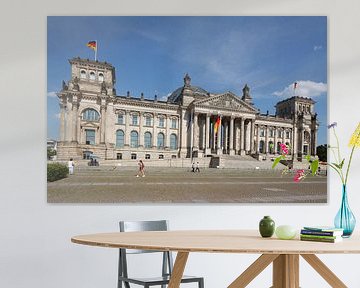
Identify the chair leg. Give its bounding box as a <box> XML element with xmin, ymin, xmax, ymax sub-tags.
<box><xmin>199</xmin><ymin>278</ymin><xmax>204</xmax><ymax>288</ymax></box>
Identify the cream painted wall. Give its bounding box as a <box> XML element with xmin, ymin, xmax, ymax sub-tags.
<box><xmin>1</xmin><ymin>1</ymin><xmax>360</xmax><ymax>287</ymax></box>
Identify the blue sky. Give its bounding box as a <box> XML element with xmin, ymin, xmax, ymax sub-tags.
<box><xmin>47</xmin><ymin>16</ymin><xmax>327</xmax><ymax>144</ymax></box>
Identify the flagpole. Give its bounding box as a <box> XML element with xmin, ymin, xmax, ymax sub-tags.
<box><xmin>95</xmin><ymin>40</ymin><xmax>98</xmax><ymax>61</ymax></box>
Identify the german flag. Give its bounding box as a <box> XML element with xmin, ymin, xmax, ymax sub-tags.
<box><xmin>87</xmin><ymin>41</ymin><xmax>97</xmax><ymax>50</ymax></box>
<box><xmin>214</xmin><ymin>116</ymin><xmax>221</xmax><ymax>134</ymax></box>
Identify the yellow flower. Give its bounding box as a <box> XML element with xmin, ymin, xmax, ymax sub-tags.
<box><xmin>349</xmin><ymin>122</ymin><xmax>360</xmax><ymax>147</ymax></box>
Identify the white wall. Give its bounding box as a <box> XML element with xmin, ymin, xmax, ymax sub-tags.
<box><xmin>1</xmin><ymin>1</ymin><xmax>360</xmax><ymax>287</ymax></box>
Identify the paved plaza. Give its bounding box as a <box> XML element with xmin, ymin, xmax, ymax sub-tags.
<box><xmin>47</xmin><ymin>167</ymin><xmax>327</xmax><ymax>203</ymax></box>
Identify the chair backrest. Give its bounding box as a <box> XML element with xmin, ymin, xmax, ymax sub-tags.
<box><xmin>118</xmin><ymin>220</ymin><xmax>174</xmax><ymax>283</ymax></box>
<box><xmin>119</xmin><ymin>220</ymin><xmax>169</xmax><ymax>254</ymax></box>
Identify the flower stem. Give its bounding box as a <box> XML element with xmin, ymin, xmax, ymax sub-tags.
<box><xmin>345</xmin><ymin>130</ymin><xmax>360</xmax><ymax>185</ymax></box>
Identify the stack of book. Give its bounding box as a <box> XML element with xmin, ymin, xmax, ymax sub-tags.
<box><xmin>300</xmin><ymin>226</ymin><xmax>344</xmax><ymax>243</ymax></box>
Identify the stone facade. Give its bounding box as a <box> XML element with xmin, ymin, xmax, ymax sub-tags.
<box><xmin>56</xmin><ymin>58</ymin><xmax>319</xmax><ymax>161</ymax></box>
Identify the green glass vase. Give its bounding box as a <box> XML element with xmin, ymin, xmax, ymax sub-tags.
<box><xmin>334</xmin><ymin>185</ymin><xmax>356</xmax><ymax>238</ymax></box>
<box><xmin>259</xmin><ymin>216</ymin><xmax>275</xmax><ymax>238</ymax></box>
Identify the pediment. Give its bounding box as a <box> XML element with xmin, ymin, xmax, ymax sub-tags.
<box><xmin>194</xmin><ymin>92</ymin><xmax>257</xmax><ymax>113</ymax></box>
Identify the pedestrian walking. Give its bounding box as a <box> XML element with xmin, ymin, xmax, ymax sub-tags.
<box><xmin>191</xmin><ymin>162</ymin><xmax>195</xmax><ymax>172</ymax></box>
<box><xmin>68</xmin><ymin>158</ymin><xmax>74</xmax><ymax>175</ymax></box>
<box><xmin>195</xmin><ymin>161</ymin><xmax>200</xmax><ymax>173</ymax></box>
<box><xmin>136</xmin><ymin>160</ymin><xmax>145</xmax><ymax>177</ymax></box>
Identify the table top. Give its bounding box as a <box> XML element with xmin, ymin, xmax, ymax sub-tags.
<box><xmin>71</xmin><ymin>230</ymin><xmax>360</xmax><ymax>254</ymax></box>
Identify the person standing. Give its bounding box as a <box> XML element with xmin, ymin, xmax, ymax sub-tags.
<box><xmin>136</xmin><ymin>160</ymin><xmax>145</xmax><ymax>177</ymax></box>
<box><xmin>68</xmin><ymin>158</ymin><xmax>74</xmax><ymax>175</ymax></box>
<box><xmin>195</xmin><ymin>161</ymin><xmax>200</xmax><ymax>173</ymax></box>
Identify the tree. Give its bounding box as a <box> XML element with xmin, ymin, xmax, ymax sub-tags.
<box><xmin>316</xmin><ymin>144</ymin><xmax>327</xmax><ymax>162</ymax></box>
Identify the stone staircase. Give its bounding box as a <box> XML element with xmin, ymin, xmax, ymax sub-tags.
<box><xmin>209</xmin><ymin>154</ymin><xmax>286</xmax><ymax>170</ymax></box>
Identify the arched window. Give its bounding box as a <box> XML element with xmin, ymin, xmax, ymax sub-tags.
<box><xmin>116</xmin><ymin>130</ymin><xmax>124</xmax><ymax>148</ymax></box>
<box><xmin>158</xmin><ymin>117</ymin><xmax>165</xmax><ymax>128</ymax></box>
<box><xmin>144</xmin><ymin>132</ymin><xmax>152</xmax><ymax>148</ymax></box>
<box><xmin>130</xmin><ymin>131</ymin><xmax>139</xmax><ymax>148</ymax></box>
<box><xmin>80</xmin><ymin>70</ymin><xmax>87</xmax><ymax>79</ymax></box>
<box><xmin>145</xmin><ymin>115</ymin><xmax>152</xmax><ymax>126</ymax></box>
<box><xmin>170</xmin><ymin>134</ymin><xmax>178</xmax><ymax>150</ymax></box>
<box><xmin>98</xmin><ymin>73</ymin><xmax>104</xmax><ymax>82</ymax></box>
<box><xmin>117</xmin><ymin>114</ymin><xmax>124</xmax><ymax>124</ymax></box>
<box><xmin>89</xmin><ymin>71</ymin><xmax>95</xmax><ymax>80</ymax></box>
<box><xmin>171</xmin><ymin>118</ymin><xmax>177</xmax><ymax>129</ymax></box>
<box><xmin>131</xmin><ymin>114</ymin><xmax>139</xmax><ymax>125</ymax></box>
<box><xmin>82</xmin><ymin>108</ymin><xmax>100</xmax><ymax>121</ymax></box>
<box><xmin>157</xmin><ymin>132</ymin><xmax>165</xmax><ymax>149</ymax></box>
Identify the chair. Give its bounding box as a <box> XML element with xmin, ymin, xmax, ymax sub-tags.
<box><xmin>118</xmin><ymin>220</ymin><xmax>204</xmax><ymax>288</ymax></box>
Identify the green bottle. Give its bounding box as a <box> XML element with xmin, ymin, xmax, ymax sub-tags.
<box><xmin>259</xmin><ymin>216</ymin><xmax>275</xmax><ymax>237</ymax></box>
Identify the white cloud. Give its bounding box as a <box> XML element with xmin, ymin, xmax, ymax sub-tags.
<box><xmin>273</xmin><ymin>80</ymin><xmax>327</xmax><ymax>98</ymax></box>
<box><xmin>47</xmin><ymin>91</ymin><xmax>57</xmax><ymax>98</ymax></box>
<box><xmin>313</xmin><ymin>45</ymin><xmax>323</xmax><ymax>51</ymax></box>
<box><xmin>159</xmin><ymin>93</ymin><xmax>171</xmax><ymax>101</ymax></box>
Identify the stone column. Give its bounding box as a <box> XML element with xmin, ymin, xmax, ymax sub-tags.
<box><xmin>240</xmin><ymin>117</ymin><xmax>245</xmax><ymax>155</ymax></box>
<box><xmin>224</xmin><ymin>120</ymin><xmax>228</xmax><ymax>153</ymax></box>
<box><xmin>153</xmin><ymin>113</ymin><xmax>158</xmax><ymax>148</ymax></box>
<box><xmin>250</xmin><ymin>119</ymin><xmax>255</xmax><ymax>154</ymax></box>
<box><xmin>265</xmin><ymin>126</ymin><xmax>269</xmax><ymax>154</ymax></box>
<box><xmin>293</xmin><ymin>126</ymin><xmax>298</xmax><ymax>160</ymax></box>
<box><xmin>216</xmin><ymin>115</ymin><xmax>222</xmax><ymax>155</ymax></box>
<box><xmin>212</xmin><ymin>117</ymin><xmax>216</xmax><ymax>150</ymax></box>
<box><xmin>65</xmin><ymin>101</ymin><xmax>73</xmax><ymax>142</ymax></box>
<box><xmin>202</xmin><ymin>116</ymin><xmax>206</xmax><ymax>150</ymax></box>
<box><xmin>245</xmin><ymin>121</ymin><xmax>251</xmax><ymax>153</ymax></box>
<box><xmin>313</xmin><ymin>129</ymin><xmax>318</xmax><ymax>156</ymax></box>
<box><xmin>229</xmin><ymin>117</ymin><xmax>235</xmax><ymax>155</ymax></box>
<box><xmin>72</xmin><ymin>102</ymin><xmax>79</xmax><ymax>143</ymax></box>
<box><xmin>165</xmin><ymin>115</ymin><xmax>170</xmax><ymax>149</ymax></box>
<box><xmin>59</xmin><ymin>102</ymin><xmax>66</xmax><ymax>142</ymax></box>
<box><xmin>125</xmin><ymin>110</ymin><xmax>130</xmax><ymax>147</ymax></box>
<box><xmin>193</xmin><ymin>112</ymin><xmax>199</xmax><ymax>150</ymax></box>
<box><xmin>179</xmin><ymin>110</ymin><xmax>187</xmax><ymax>158</ymax></box>
<box><xmin>100</xmin><ymin>105</ymin><xmax>106</xmax><ymax>144</ymax></box>
<box><xmin>274</xmin><ymin>127</ymin><xmax>278</xmax><ymax>154</ymax></box>
<box><xmin>256</xmin><ymin>125</ymin><xmax>260</xmax><ymax>153</ymax></box>
<box><xmin>205</xmin><ymin>114</ymin><xmax>210</xmax><ymax>154</ymax></box>
<box><xmin>139</xmin><ymin>112</ymin><xmax>144</xmax><ymax>148</ymax></box>
<box><xmin>282</xmin><ymin>129</ymin><xmax>286</xmax><ymax>144</ymax></box>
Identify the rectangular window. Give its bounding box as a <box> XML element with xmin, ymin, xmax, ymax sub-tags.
<box><xmin>117</xmin><ymin>153</ymin><xmax>122</xmax><ymax>160</ymax></box>
<box><xmin>145</xmin><ymin>116</ymin><xmax>152</xmax><ymax>126</ymax></box>
<box><xmin>159</xmin><ymin>117</ymin><xmax>165</xmax><ymax>128</ymax></box>
<box><xmin>85</xmin><ymin>129</ymin><xmax>95</xmax><ymax>145</ymax></box>
<box><xmin>286</xmin><ymin>131</ymin><xmax>291</xmax><ymax>139</ymax></box>
<box><xmin>131</xmin><ymin>153</ymin><xmax>137</xmax><ymax>160</ymax></box>
<box><xmin>132</xmin><ymin>115</ymin><xmax>138</xmax><ymax>125</ymax></box>
<box><xmin>171</xmin><ymin>118</ymin><xmax>177</xmax><ymax>129</ymax></box>
<box><xmin>118</xmin><ymin>114</ymin><xmax>124</xmax><ymax>124</ymax></box>
<box><xmin>260</xmin><ymin>129</ymin><xmax>265</xmax><ymax>137</ymax></box>
<box><xmin>278</xmin><ymin>130</ymin><xmax>282</xmax><ymax>138</ymax></box>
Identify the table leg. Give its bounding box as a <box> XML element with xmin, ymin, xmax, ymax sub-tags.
<box><xmin>228</xmin><ymin>254</ymin><xmax>280</xmax><ymax>288</ymax></box>
<box><xmin>272</xmin><ymin>254</ymin><xmax>299</xmax><ymax>288</ymax></box>
<box><xmin>301</xmin><ymin>254</ymin><xmax>347</xmax><ymax>288</ymax></box>
<box><xmin>168</xmin><ymin>251</ymin><xmax>189</xmax><ymax>288</ymax></box>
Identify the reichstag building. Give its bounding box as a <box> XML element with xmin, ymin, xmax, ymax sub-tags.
<box><xmin>56</xmin><ymin>58</ymin><xmax>319</xmax><ymax>161</ymax></box>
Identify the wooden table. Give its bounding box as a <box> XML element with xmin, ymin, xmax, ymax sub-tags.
<box><xmin>72</xmin><ymin>230</ymin><xmax>360</xmax><ymax>288</ymax></box>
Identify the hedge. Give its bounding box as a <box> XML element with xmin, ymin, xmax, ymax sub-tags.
<box><xmin>47</xmin><ymin>163</ymin><xmax>68</xmax><ymax>182</ymax></box>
